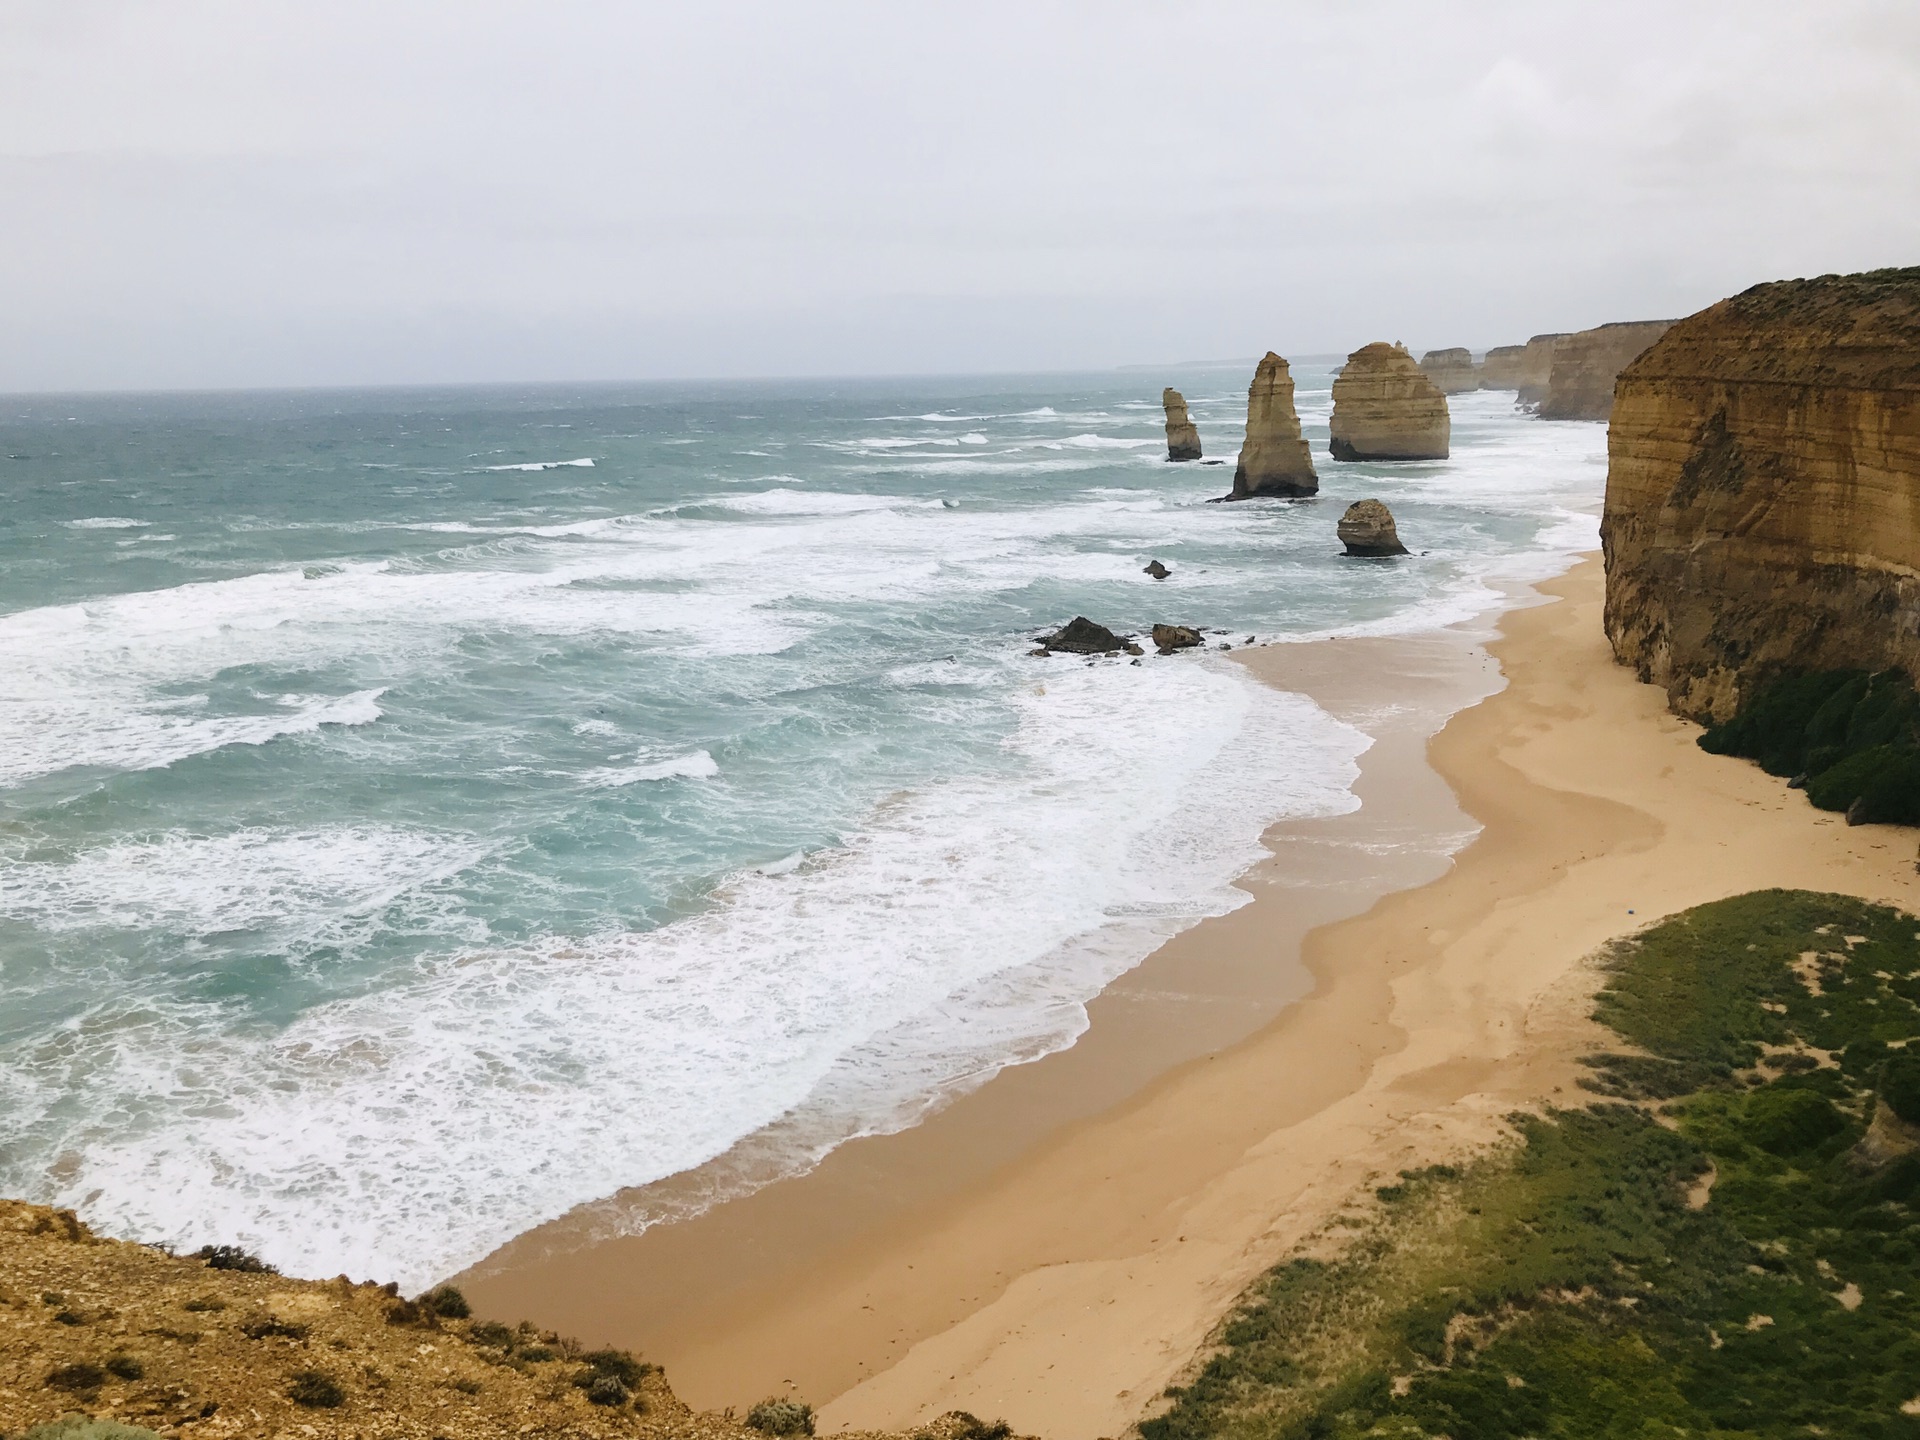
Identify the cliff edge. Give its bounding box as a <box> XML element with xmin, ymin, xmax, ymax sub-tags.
<box><xmin>1538</xmin><ymin>319</ymin><xmax>1678</xmax><ymax>421</ymax></box>
<box><xmin>1601</xmin><ymin>268</ymin><xmax>1920</xmax><ymax>722</ymax></box>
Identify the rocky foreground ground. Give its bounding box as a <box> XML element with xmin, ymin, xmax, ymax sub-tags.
<box><xmin>0</xmin><ymin>1202</ymin><xmax>1002</xmax><ymax>1440</ymax></box>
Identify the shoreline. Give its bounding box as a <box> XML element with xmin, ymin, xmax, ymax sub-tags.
<box><xmin>466</xmin><ymin>554</ymin><xmax>1920</xmax><ymax>1439</ymax></box>
<box><xmin>459</xmin><ymin>593</ymin><xmax>1517</xmax><ymax>1394</ymax></box>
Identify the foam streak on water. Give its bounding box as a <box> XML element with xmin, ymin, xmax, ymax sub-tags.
<box><xmin>0</xmin><ymin>374</ymin><xmax>1606</xmax><ymax>1287</ymax></box>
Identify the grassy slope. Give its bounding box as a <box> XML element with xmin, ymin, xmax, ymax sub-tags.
<box><xmin>1141</xmin><ymin>890</ymin><xmax>1920</xmax><ymax>1440</ymax></box>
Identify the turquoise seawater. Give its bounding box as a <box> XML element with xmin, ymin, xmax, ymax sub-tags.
<box><xmin>0</xmin><ymin>367</ymin><xmax>1605</xmax><ymax>1286</ymax></box>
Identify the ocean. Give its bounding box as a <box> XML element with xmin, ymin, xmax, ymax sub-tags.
<box><xmin>0</xmin><ymin>366</ymin><xmax>1605</xmax><ymax>1289</ymax></box>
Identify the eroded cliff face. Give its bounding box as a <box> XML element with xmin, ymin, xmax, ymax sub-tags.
<box><xmin>1602</xmin><ymin>268</ymin><xmax>1920</xmax><ymax>722</ymax></box>
<box><xmin>1329</xmin><ymin>343</ymin><xmax>1449</xmax><ymax>461</ymax></box>
<box><xmin>1229</xmin><ymin>352</ymin><xmax>1318</xmax><ymax>498</ymax></box>
<box><xmin>1418</xmin><ymin>347</ymin><xmax>1480</xmax><ymax>395</ymax></box>
<box><xmin>1162</xmin><ymin>387</ymin><xmax>1202</xmax><ymax>461</ymax></box>
<box><xmin>1538</xmin><ymin>320</ymin><xmax>1677</xmax><ymax>421</ymax></box>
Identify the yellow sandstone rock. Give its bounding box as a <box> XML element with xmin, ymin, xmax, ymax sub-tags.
<box><xmin>1538</xmin><ymin>319</ymin><xmax>1679</xmax><ymax>422</ymax></box>
<box><xmin>1329</xmin><ymin>343</ymin><xmax>1449</xmax><ymax>461</ymax></box>
<box><xmin>1228</xmin><ymin>352</ymin><xmax>1318</xmax><ymax>499</ymax></box>
<box><xmin>1601</xmin><ymin>268</ymin><xmax>1920</xmax><ymax>722</ymax></box>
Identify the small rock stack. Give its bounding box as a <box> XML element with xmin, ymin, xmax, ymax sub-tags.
<box><xmin>1337</xmin><ymin>499</ymin><xmax>1409</xmax><ymax>556</ymax></box>
<box><xmin>1162</xmin><ymin>388</ymin><xmax>1202</xmax><ymax>461</ymax></box>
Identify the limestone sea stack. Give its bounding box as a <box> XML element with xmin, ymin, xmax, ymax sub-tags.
<box><xmin>1602</xmin><ymin>267</ymin><xmax>1920</xmax><ymax>722</ymax></box>
<box><xmin>1418</xmin><ymin>347</ymin><xmax>1481</xmax><ymax>394</ymax></box>
<box><xmin>1337</xmin><ymin>499</ymin><xmax>1409</xmax><ymax>556</ymax></box>
<box><xmin>1328</xmin><ymin>342</ymin><xmax>1450</xmax><ymax>461</ymax></box>
<box><xmin>1162</xmin><ymin>388</ymin><xmax>1202</xmax><ymax>461</ymax></box>
<box><xmin>1228</xmin><ymin>352</ymin><xmax>1318</xmax><ymax>499</ymax></box>
<box><xmin>1538</xmin><ymin>319</ymin><xmax>1680</xmax><ymax>421</ymax></box>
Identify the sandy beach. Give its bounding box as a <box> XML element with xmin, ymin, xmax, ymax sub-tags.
<box><xmin>464</xmin><ymin>555</ymin><xmax>1920</xmax><ymax>1440</ymax></box>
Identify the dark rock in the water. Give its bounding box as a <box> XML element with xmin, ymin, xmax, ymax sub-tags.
<box><xmin>1152</xmin><ymin>624</ymin><xmax>1204</xmax><ymax>653</ymax></box>
<box><xmin>1144</xmin><ymin>560</ymin><xmax>1171</xmax><ymax>580</ymax></box>
<box><xmin>1337</xmin><ymin>498</ymin><xmax>1409</xmax><ymax>556</ymax></box>
<box><xmin>1228</xmin><ymin>352</ymin><xmax>1318</xmax><ymax>499</ymax></box>
<box><xmin>1162</xmin><ymin>388</ymin><xmax>1202</xmax><ymax>462</ymax></box>
<box><xmin>1039</xmin><ymin>616</ymin><xmax>1129</xmax><ymax>654</ymax></box>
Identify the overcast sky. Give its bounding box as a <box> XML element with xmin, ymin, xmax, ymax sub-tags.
<box><xmin>4</xmin><ymin>0</ymin><xmax>1917</xmax><ymax>391</ymax></box>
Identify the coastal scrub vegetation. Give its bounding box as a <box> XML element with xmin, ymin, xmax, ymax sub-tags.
<box><xmin>745</xmin><ymin>1398</ymin><xmax>817</xmax><ymax>1436</ymax></box>
<box><xmin>1699</xmin><ymin>667</ymin><xmax>1920</xmax><ymax>823</ymax></box>
<box><xmin>1142</xmin><ymin>889</ymin><xmax>1920</xmax><ymax>1440</ymax></box>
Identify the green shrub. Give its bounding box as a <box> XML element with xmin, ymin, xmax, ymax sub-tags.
<box><xmin>193</xmin><ymin>1244</ymin><xmax>276</xmax><ymax>1274</ymax></box>
<box><xmin>948</xmin><ymin>1414</ymin><xmax>1014</xmax><ymax>1440</ymax></box>
<box><xmin>746</xmin><ymin>1398</ymin><xmax>816</xmax><ymax>1436</ymax></box>
<box><xmin>103</xmin><ymin>1353</ymin><xmax>143</xmax><ymax>1381</ymax></box>
<box><xmin>1744</xmin><ymin>1086</ymin><xmax>1845</xmax><ymax>1154</ymax></box>
<box><xmin>1701</xmin><ymin>669</ymin><xmax>1920</xmax><ymax>821</ymax></box>
<box><xmin>287</xmin><ymin>1370</ymin><xmax>345</xmax><ymax>1409</ymax></box>
<box><xmin>1883</xmin><ymin>1052</ymin><xmax>1920</xmax><ymax>1125</ymax></box>
<box><xmin>585</xmin><ymin>1375</ymin><xmax>631</xmax><ymax>1407</ymax></box>
<box><xmin>21</xmin><ymin>1420</ymin><xmax>165</xmax><ymax>1440</ymax></box>
<box><xmin>467</xmin><ymin>1320</ymin><xmax>515</xmax><ymax>1348</ymax></box>
<box><xmin>417</xmin><ymin>1285</ymin><xmax>470</xmax><ymax>1319</ymax></box>
<box><xmin>43</xmin><ymin>1363</ymin><xmax>106</xmax><ymax>1393</ymax></box>
<box><xmin>578</xmin><ymin>1348</ymin><xmax>650</xmax><ymax>1388</ymax></box>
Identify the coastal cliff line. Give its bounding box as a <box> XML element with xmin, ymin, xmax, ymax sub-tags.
<box><xmin>1601</xmin><ymin>267</ymin><xmax>1920</xmax><ymax>724</ymax></box>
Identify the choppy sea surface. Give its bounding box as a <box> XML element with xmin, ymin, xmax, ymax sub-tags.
<box><xmin>0</xmin><ymin>366</ymin><xmax>1605</xmax><ymax>1288</ymax></box>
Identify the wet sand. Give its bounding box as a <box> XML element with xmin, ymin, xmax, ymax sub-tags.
<box><xmin>464</xmin><ymin>556</ymin><xmax>1920</xmax><ymax>1439</ymax></box>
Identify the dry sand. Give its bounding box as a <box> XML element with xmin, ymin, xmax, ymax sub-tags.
<box><xmin>468</xmin><ymin>556</ymin><xmax>1920</xmax><ymax>1440</ymax></box>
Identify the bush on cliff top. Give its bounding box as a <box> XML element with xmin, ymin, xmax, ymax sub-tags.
<box><xmin>1142</xmin><ymin>890</ymin><xmax>1920</xmax><ymax>1440</ymax></box>
<box><xmin>1700</xmin><ymin>667</ymin><xmax>1920</xmax><ymax>823</ymax></box>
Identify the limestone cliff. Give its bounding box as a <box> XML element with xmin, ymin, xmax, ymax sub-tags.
<box><xmin>1479</xmin><ymin>343</ymin><xmax>1530</xmax><ymax>390</ymax></box>
<box><xmin>1162</xmin><ymin>387</ymin><xmax>1202</xmax><ymax>461</ymax></box>
<box><xmin>1480</xmin><ymin>333</ymin><xmax>1568</xmax><ymax>404</ymax></box>
<box><xmin>1601</xmin><ymin>268</ymin><xmax>1920</xmax><ymax>722</ymax></box>
<box><xmin>1329</xmin><ymin>343</ymin><xmax>1449</xmax><ymax>461</ymax></box>
<box><xmin>1538</xmin><ymin>320</ymin><xmax>1678</xmax><ymax>421</ymax></box>
<box><xmin>1228</xmin><ymin>352</ymin><xmax>1318</xmax><ymax>499</ymax></box>
<box><xmin>1418</xmin><ymin>348</ymin><xmax>1480</xmax><ymax>395</ymax></box>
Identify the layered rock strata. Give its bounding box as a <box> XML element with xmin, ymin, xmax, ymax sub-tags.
<box><xmin>1418</xmin><ymin>347</ymin><xmax>1481</xmax><ymax>394</ymax></box>
<box><xmin>1162</xmin><ymin>388</ymin><xmax>1202</xmax><ymax>461</ymax></box>
<box><xmin>1601</xmin><ymin>268</ymin><xmax>1920</xmax><ymax>722</ymax></box>
<box><xmin>1228</xmin><ymin>352</ymin><xmax>1318</xmax><ymax>498</ymax></box>
<box><xmin>1480</xmin><ymin>333</ymin><xmax>1569</xmax><ymax>403</ymax></box>
<box><xmin>1337</xmin><ymin>499</ymin><xmax>1409</xmax><ymax>556</ymax></box>
<box><xmin>1538</xmin><ymin>319</ymin><xmax>1679</xmax><ymax>421</ymax></box>
<box><xmin>1329</xmin><ymin>343</ymin><xmax>1450</xmax><ymax>461</ymax></box>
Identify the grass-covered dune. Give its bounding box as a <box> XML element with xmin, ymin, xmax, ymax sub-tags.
<box><xmin>1144</xmin><ymin>890</ymin><xmax>1920</xmax><ymax>1440</ymax></box>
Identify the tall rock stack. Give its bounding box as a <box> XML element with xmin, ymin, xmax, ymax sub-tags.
<box><xmin>1162</xmin><ymin>387</ymin><xmax>1203</xmax><ymax>461</ymax></box>
<box><xmin>1419</xmin><ymin>347</ymin><xmax>1481</xmax><ymax>395</ymax></box>
<box><xmin>1228</xmin><ymin>352</ymin><xmax>1318</xmax><ymax>499</ymax></box>
<box><xmin>1602</xmin><ymin>268</ymin><xmax>1920</xmax><ymax>723</ymax></box>
<box><xmin>1329</xmin><ymin>342</ymin><xmax>1450</xmax><ymax>461</ymax></box>
<box><xmin>1538</xmin><ymin>319</ymin><xmax>1680</xmax><ymax>421</ymax></box>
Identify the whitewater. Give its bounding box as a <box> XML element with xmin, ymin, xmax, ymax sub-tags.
<box><xmin>0</xmin><ymin>369</ymin><xmax>1606</xmax><ymax>1288</ymax></box>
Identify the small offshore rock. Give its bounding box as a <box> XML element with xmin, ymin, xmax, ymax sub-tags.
<box><xmin>1337</xmin><ymin>498</ymin><xmax>1410</xmax><ymax>556</ymax></box>
<box><xmin>1162</xmin><ymin>388</ymin><xmax>1202</xmax><ymax>461</ymax></box>
<box><xmin>1039</xmin><ymin>616</ymin><xmax>1130</xmax><ymax>654</ymax></box>
<box><xmin>1152</xmin><ymin>624</ymin><xmax>1204</xmax><ymax>653</ymax></box>
<box><xmin>1144</xmin><ymin>560</ymin><xmax>1171</xmax><ymax>579</ymax></box>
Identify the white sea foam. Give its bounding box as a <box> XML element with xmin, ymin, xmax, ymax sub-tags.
<box><xmin>65</xmin><ymin>517</ymin><xmax>149</xmax><ymax>529</ymax></box>
<box><xmin>585</xmin><ymin>750</ymin><xmax>718</xmax><ymax>786</ymax></box>
<box><xmin>484</xmin><ymin>458</ymin><xmax>596</xmax><ymax>471</ymax></box>
<box><xmin>3</xmin><ymin>656</ymin><xmax>1365</xmax><ymax>1287</ymax></box>
<box><xmin>0</xmin><ymin>826</ymin><xmax>489</xmax><ymax>937</ymax></box>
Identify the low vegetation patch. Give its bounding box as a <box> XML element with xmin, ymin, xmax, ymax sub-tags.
<box><xmin>1144</xmin><ymin>890</ymin><xmax>1920</xmax><ymax>1440</ymax></box>
<box><xmin>745</xmin><ymin>1398</ymin><xmax>816</xmax><ymax>1436</ymax></box>
<box><xmin>1700</xmin><ymin>667</ymin><xmax>1920</xmax><ymax>823</ymax></box>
